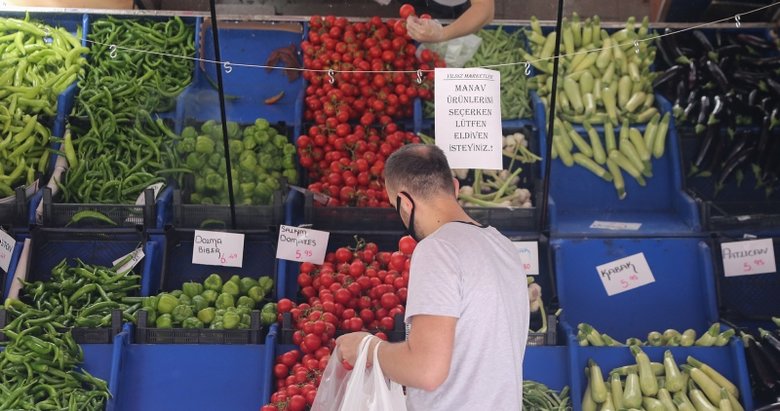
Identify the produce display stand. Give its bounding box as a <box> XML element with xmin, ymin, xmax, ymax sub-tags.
<box><xmin>538</xmin><ymin>94</ymin><xmax>701</xmax><ymax>236</ymax></box>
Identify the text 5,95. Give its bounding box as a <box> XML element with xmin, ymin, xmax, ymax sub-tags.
<box><xmin>295</xmin><ymin>249</ymin><xmax>313</xmax><ymax>259</ymax></box>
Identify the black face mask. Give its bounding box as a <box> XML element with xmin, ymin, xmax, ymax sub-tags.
<box><xmin>395</xmin><ymin>191</ymin><xmax>421</xmax><ymax>242</ymax></box>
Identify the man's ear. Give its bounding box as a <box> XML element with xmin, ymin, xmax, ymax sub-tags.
<box><xmin>453</xmin><ymin>178</ymin><xmax>460</xmax><ymax>197</ymax></box>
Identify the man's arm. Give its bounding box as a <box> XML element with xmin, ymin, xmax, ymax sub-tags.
<box><xmin>440</xmin><ymin>0</ymin><xmax>494</xmax><ymax>41</ymax></box>
<box><xmin>337</xmin><ymin>314</ymin><xmax>456</xmax><ymax>391</ymax></box>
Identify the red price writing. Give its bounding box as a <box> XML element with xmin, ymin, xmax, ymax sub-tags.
<box><xmin>620</xmin><ymin>274</ymin><xmax>641</xmax><ymax>289</ymax></box>
<box><xmin>295</xmin><ymin>249</ymin><xmax>313</xmax><ymax>259</ymax></box>
<box><xmin>523</xmin><ymin>263</ymin><xmax>531</xmax><ymax>271</ymax></box>
<box><xmin>743</xmin><ymin>259</ymin><xmax>766</xmax><ymax>272</ymax></box>
<box><xmin>218</xmin><ymin>253</ymin><xmax>240</xmax><ymax>264</ymax></box>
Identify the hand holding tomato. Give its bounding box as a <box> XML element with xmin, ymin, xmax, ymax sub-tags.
<box><xmin>406</xmin><ymin>16</ymin><xmax>444</xmax><ymax>43</ymax></box>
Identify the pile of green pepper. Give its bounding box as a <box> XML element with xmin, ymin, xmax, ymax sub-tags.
<box><xmin>0</xmin><ymin>15</ymin><xmax>88</xmax><ymax>196</ymax></box>
<box><xmin>7</xmin><ymin>258</ymin><xmax>143</xmax><ymax>328</ymax></box>
<box><xmin>61</xmin><ymin>16</ymin><xmax>195</xmax><ymax>204</ymax></box>
<box><xmin>0</xmin><ymin>302</ymin><xmax>110</xmax><ymax>410</ymax></box>
<box><xmin>142</xmin><ymin>273</ymin><xmax>277</xmax><ymax>330</ymax></box>
<box><xmin>179</xmin><ymin>118</ymin><xmax>297</xmax><ymax>205</ymax></box>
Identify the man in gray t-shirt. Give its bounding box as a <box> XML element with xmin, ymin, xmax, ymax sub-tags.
<box><xmin>337</xmin><ymin>144</ymin><xmax>529</xmax><ymax>410</ymax></box>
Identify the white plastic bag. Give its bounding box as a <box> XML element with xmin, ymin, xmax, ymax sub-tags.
<box><xmin>417</xmin><ymin>33</ymin><xmax>482</xmax><ymax>68</ymax></box>
<box><xmin>312</xmin><ymin>336</ymin><xmax>407</xmax><ymax>411</ymax></box>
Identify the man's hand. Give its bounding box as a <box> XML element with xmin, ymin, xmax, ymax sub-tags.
<box><xmin>406</xmin><ymin>16</ymin><xmax>445</xmax><ymax>43</ymax></box>
<box><xmin>335</xmin><ymin>332</ymin><xmax>380</xmax><ymax>368</ymax></box>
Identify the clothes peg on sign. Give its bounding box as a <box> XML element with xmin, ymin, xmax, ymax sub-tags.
<box><xmin>328</xmin><ymin>69</ymin><xmax>335</xmax><ymax>85</ymax></box>
<box><xmin>416</xmin><ymin>69</ymin><xmax>423</xmax><ymax>84</ymax></box>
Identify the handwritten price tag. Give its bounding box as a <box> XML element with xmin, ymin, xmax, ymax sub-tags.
<box><xmin>721</xmin><ymin>238</ymin><xmax>777</xmax><ymax>277</ymax></box>
<box><xmin>276</xmin><ymin>225</ymin><xmax>330</xmax><ymax>265</ymax></box>
<box><xmin>0</xmin><ymin>228</ymin><xmax>15</xmax><ymax>273</ymax></box>
<box><xmin>512</xmin><ymin>241</ymin><xmax>539</xmax><ymax>275</ymax></box>
<box><xmin>596</xmin><ymin>252</ymin><xmax>655</xmax><ymax>296</ymax></box>
<box><xmin>192</xmin><ymin>230</ymin><xmax>245</xmax><ymax>268</ymax></box>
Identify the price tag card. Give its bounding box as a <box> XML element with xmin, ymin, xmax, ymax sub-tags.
<box><xmin>0</xmin><ymin>229</ymin><xmax>16</xmax><ymax>273</ymax></box>
<box><xmin>512</xmin><ymin>241</ymin><xmax>539</xmax><ymax>275</ymax></box>
<box><xmin>276</xmin><ymin>225</ymin><xmax>330</xmax><ymax>265</ymax></box>
<box><xmin>192</xmin><ymin>230</ymin><xmax>245</xmax><ymax>268</ymax></box>
<box><xmin>596</xmin><ymin>252</ymin><xmax>655</xmax><ymax>296</ymax></box>
<box><xmin>112</xmin><ymin>247</ymin><xmax>145</xmax><ymax>274</ymax></box>
<box><xmin>590</xmin><ymin>220</ymin><xmax>642</xmax><ymax>231</ymax></box>
<box><xmin>721</xmin><ymin>238</ymin><xmax>777</xmax><ymax>277</ymax></box>
<box><xmin>434</xmin><ymin>67</ymin><xmax>503</xmax><ymax>170</ymax></box>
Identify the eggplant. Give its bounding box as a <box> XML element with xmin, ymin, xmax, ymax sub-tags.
<box><xmin>757</xmin><ymin>115</ymin><xmax>772</xmax><ymax>166</ymax></box>
<box><xmin>675</xmin><ymin>79</ymin><xmax>689</xmax><ymax>106</ymax></box>
<box><xmin>716</xmin><ymin>44</ymin><xmax>744</xmax><ymax>58</ymax></box>
<box><xmin>736</xmin><ymin>33</ymin><xmax>772</xmax><ymax>50</ymax></box>
<box><xmin>767</xmin><ymin>78</ymin><xmax>780</xmax><ymax>97</ymax></box>
<box><xmin>717</xmin><ymin>145</ymin><xmax>756</xmax><ymax>190</ymax></box>
<box><xmin>743</xmin><ymin>334</ymin><xmax>780</xmax><ymax>393</ymax></box>
<box><xmin>708</xmin><ymin>95</ymin><xmax>724</xmax><ymax>124</ymax></box>
<box><xmin>761</xmin><ymin>328</ymin><xmax>780</xmax><ymax>354</ymax></box>
<box><xmin>661</xmin><ymin>29</ymin><xmax>691</xmax><ymax>65</ymax></box>
<box><xmin>656</xmin><ymin>36</ymin><xmax>677</xmax><ymax>68</ymax></box>
<box><xmin>733</xmin><ymin>71</ymin><xmax>763</xmax><ymax>87</ymax></box>
<box><xmin>696</xmin><ymin>95</ymin><xmax>712</xmax><ymax>134</ymax></box>
<box><xmin>706</xmin><ymin>60</ymin><xmax>730</xmax><ymax>92</ymax></box>
<box><xmin>749</xmin><ymin>89</ymin><xmax>760</xmax><ymax>107</ymax></box>
<box><xmin>653</xmin><ymin>65</ymin><xmax>685</xmax><ymax>89</ymax></box>
<box><xmin>692</xmin><ymin>30</ymin><xmax>717</xmax><ymax>60</ymax></box>
<box><xmin>721</xmin><ymin>132</ymin><xmax>751</xmax><ymax>167</ymax></box>
<box><xmin>688</xmin><ymin>60</ymin><xmax>698</xmax><ymax>89</ymax></box>
<box><xmin>692</xmin><ymin>122</ymin><xmax>719</xmax><ymax>175</ymax></box>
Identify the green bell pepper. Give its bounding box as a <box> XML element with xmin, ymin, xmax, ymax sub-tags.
<box><xmin>172</xmin><ymin>304</ymin><xmax>194</xmax><ymax>323</ymax></box>
<box><xmin>204</xmin><ymin>274</ymin><xmax>223</xmax><ymax>292</ymax></box>
<box><xmin>237</xmin><ymin>296</ymin><xmax>255</xmax><ymax>309</ymax></box>
<box><xmin>258</xmin><ymin>277</ymin><xmax>274</xmax><ymax>294</ymax></box>
<box><xmin>197</xmin><ymin>307</ymin><xmax>216</xmax><ymax>325</ymax></box>
<box><xmin>205</xmin><ymin>172</ymin><xmax>223</xmax><ymax>191</ymax></box>
<box><xmin>178</xmin><ymin>294</ymin><xmax>192</xmax><ymax>307</ymax></box>
<box><xmin>239</xmin><ymin>277</ymin><xmax>258</xmax><ymax>294</ymax></box>
<box><xmin>182</xmin><ymin>281</ymin><xmax>204</xmax><ymax>298</ymax></box>
<box><xmin>143</xmin><ymin>296</ymin><xmax>159</xmax><ymax>312</ymax></box>
<box><xmin>241</xmin><ymin>313</ymin><xmax>251</xmax><ymax>326</ymax></box>
<box><xmin>223</xmin><ymin>311</ymin><xmax>240</xmax><ymax>330</ymax></box>
<box><xmin>182</xmin><ymin>126</ymin><xmax>198</xmax><ymax>140</ymax></box>
<box><xmin>201</xmin><ymin>289</ymin><xmax>218</xmax><ymax>304</ymax></box>
<box><xmin>210</xmin><ymin>321</ymin><xmax>224</xmax><ymax>330</ymax></box>
<box><xmin>248</xmin><ymin>286</ymin><xmax>266</xmax><ymax>303</ymax></box>
<box><xmin>170</xmin><ymin>290</ymin><xmax>183</xmax><ymax>298</ymax></box>
<box><xmin>191</xmin><ymin>295</ymin><xmax>208</xmax><ymax>312</ymax></box>
<box><xmin>155</xmin><ymin>314</ymin><xmax>173</xmax><ymax>329</ymax></box>
<box><xmin>215</xmin><ymin>309</ymin><xmax>226</xmax><ymax>317</ymax></box>
<box><xmin>157</xmin><ymin>293</ymin><xmax>178</xmax><ymax>314</ymax></box>
<box><xmin>182</xmin><ymin>317</ymin><xmax>204</xmax><ymax>329</ymax></box>
<box><xmin>222</xmin><ymin>280</ymin><xmax>240</xmax><ymax>297</ymax></box>
<box><xmin>195</xmin><ymin>135</ymin><xmax>215</xmax><ymax>154</ymax></box>
<box><xmin>261</xmin><ymin>303</ymin><xmax>277</xmax><ymax>325</ymax></box>
<box><xmin>179</xmin><ymin>136</ymin><xmax>196</xmax><ymax>154</ymax></box>
<box><xmin>215</xmin><ymin>293</ymin><xmax>235</xmax><ymax>310</ymax></box>
<box><xmin>142</xmin><ymin>307</ymin><xmax>157</xmax><ymax>325</ymax></box>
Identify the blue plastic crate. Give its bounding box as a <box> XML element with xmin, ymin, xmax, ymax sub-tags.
<box><xmin>0</xmin><ymin>232</ymin><xmax>24</xmax><ymax>302</ymax></box>
<box><xmin>175</xmin><ymin>20</ymin><xmax>304</xmax><ymax>128</ymax></box>
<box><xmin>714</xmin><ymin>236</ymin><xmax>780</xmax><ymax>322</ymax></box>
<box><xmin>538</xmin><ymin>92</ymin><xmax>701</xmax><ymax>236</ymax></box>
<box><xmin>144</xmin><ymin>228</ymin><xmax>278</xmax><ymax>298</ymax></box>
<box><xmin>524</xmin><ymin>346</ymin><xmax>572</xmax><ymax>393</ymax></box>
<box><xmin>569</xmin><ymin>341</ymin><xmax>754</xmax><ymax>411</ymax></box>
<box><xmin>113</xmin><ymin>328</ymin><xmax>275</xmax><ymax>411</ymax></box>
<box><xmin>3</xmin><ymin>227</ymin><xmax>157</xmax><ymax>299</ymax></box>
<box><xmin>553</xmin><ymin>237</ymin><xmax>719</xmax><ymax>341</ymax></box>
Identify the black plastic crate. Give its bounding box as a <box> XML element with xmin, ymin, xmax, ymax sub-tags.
<box><xmin>0</xmin><ymin>187</ymin><xmax>31</xmax><ymax>229</ymax></box>
<box><xmin>0</xmin><ymin>308</ymin><xmax>123</xmax><ymax>344</ymax></box>
<box><xmin>303</xmin><ymin>194</ymin><xmax>403</xmax><ymax>233</ymax></box>
<box><xmin>152</xmin><ymin>227</ymin><xmax>279</xmax><ymax>297</ymax></box>
<box><xmin>527</xmin><ymin>315</ymin><xmax>558</xmax><ymax>346</ymax></box>
<box><xmin>714</xmin><ymin>236</ymin><xmax>780</xmax><ymax>322</ymax></box>
<box><xmin>171</xmin><ymin>187</ymin><xmax>285</xmax><ymax>230</ymax></box>
<box><xmin>42</xmin><ymin>186</ymin><xmax>157</xmax><ymax>228</ymax></box>
<box><xmin>134</xmin><ymin>309</ymin><xmax>266</xmax><ymax>344</ymax></box>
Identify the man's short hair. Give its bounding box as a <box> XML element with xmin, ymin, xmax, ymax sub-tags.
<box><xmin>384</xmin><ymin>144</ymin><xmax>455</xmax><ymax>198</ymax></box>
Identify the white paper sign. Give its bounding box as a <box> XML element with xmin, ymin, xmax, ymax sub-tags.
<box><xmin>276</xmin><ymin>225</ymin><xmax>330</xmax><ymax>265</ymax></box>
<box><xmin>596</xmin><ymin>252</ymin><xmax>655</xmax><ymax>296</ymax></box>
<box><xmin>112</xmin><ymin>248</ymin><xmax>145</xmax><ymax>274</ymax></box>
<box><xmin>590</xmin><ymin>220</ymin><xmax>642</xmax><ymax>231</ymax></box>
<box><xmin>192</xmin><ymin>230</ymin><xmax>245</xmax><ymax>268</ymax></box>
<box><xmin>434</xmin><ymin>67</ymin><xmax>502</xmax><ymax>170</ymax></box>
<box><xmin>721</xmin><ymin>239</ymin><xmax>777</xmax><ymax>277</ymax></box>
<box><xmin>0</xmin><ymin>229</ymin><xmax>16</xmax><ymax>273</ymax></box>
<box><xmin>512</xmin><ymin>241</ymin><xmax>539</xmax><ymax>275</ymax></box>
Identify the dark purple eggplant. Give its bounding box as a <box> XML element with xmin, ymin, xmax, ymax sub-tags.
<box><xmin>706</xmin><ymin>60</ymin><xmax>730</xmax><ymax>93</ymax></box>
<box><xmin>717</xmin><ymin>146</ymin><xmax>756</xmax><ymax>190</ymax></box>
<box><xmin>692</xmin><ymin>30</ymin><xmax>717</xmax><ymax>60</ymax></box>
<box><xmin>684</xmin><ymin>99</ymin><xmax>700</xmax><ymax>122</ymax></box>
<box><xmin>688</xmin><ymin>60</ymin><xmax>698</xmax><ymax>89</ymax></box>
<box><xmin>761</xmin><ymin>328</ymin><xmax>780</xmax><ymax>354</ymax></box>
<box><xmin>757</xmin><ymin>115</ymin><xmax>772</xmax><ymax>165</ymax></box>
<box><xmin>733</xmin><ymin>71</ymin><xmax>763</xmax><ymax>87</ymax></box>
<box><xmin>717</xmin><ymin>44</ymin><xmax>745</xmax><ymax>58</ymax></box>
<box><xmin>675</xmin><ymin>80</ymin><xmax>689</xmax><ymax>106</ymax></box>
<box><xmin>696</xmin><ymin>95</ymin><xmax>712</xmax><ymax>134</ymax></box>
<box><xmin>692</xmin><ymin>122</ymin><xmax>720</xmax><ymax>175</ymax></box>
<box><xmin>749</xmin><ymin>89</ymin><xmax>760</xmax><ymax>107</ymax></box>
<box><xmin>708</xmin><ymin>95</ymin><xmax>724</xmax><ymax>125</ymax></box>
<box><xmin>756</xmin><ymin>336</ymin><xmax>780</xmax><ymax>382</ymax></box>
<box><xmin>722</xmin><ymin>132</ymin><xmax>751</xmax><ymax>167</ymax></box>
<box><xmin>743</xmin><ymin>333</ymin><xmax>780</xmax><ymax>392</ymax></box>
<box><xmin>736</xmin><ymin>33</ymin><xmax>772</xmax><ymax>50</ymax></box>
<box><xmin>662</xmin><ymin>29</ymin><xmax>691</xmax><ymax>65</ymax></box>
<box><xmin>767</xmin><ymin>78</ymin><xmax>780</xmax><ymax>97</ymax></box>
<box><xmin>653</xmin><ymin>65</ymin><xmax>685</xmax><ymax>89</ymax></box>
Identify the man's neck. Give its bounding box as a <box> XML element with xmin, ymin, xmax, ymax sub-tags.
<box><xmin>419</xmin><ymin>200</ymin><xmax>479</xmax><ymax>237</ymax></box>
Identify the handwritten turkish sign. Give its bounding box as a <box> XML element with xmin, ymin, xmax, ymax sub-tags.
<box><xmin>721</xmin><ymin>239</ymin><xmax>777</xmax><ymax>277</ymax></box>
<box><xmin>192</xmin><ymin>230</ymin><xmax>245</xmax><ymax>268</ymax></box>
<box><xmin>276</xmin><ymin>225</ymin><xmax>330</xmax><ymax>265</ymax></box>
<box><xmin>596</xmin><ymin>252</ymin><xmax>655</xmax><ymax>296</ymax></box>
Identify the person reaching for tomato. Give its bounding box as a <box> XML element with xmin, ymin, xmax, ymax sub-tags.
<box><xmin>398</xmin><ymin>0</ymin><xmax>494</xmax><ymax>43</ymax></box>
<box><xmin>336</xmin><ymin>144</ymin><xmax>530</xmax><ymax>410</ymax></box>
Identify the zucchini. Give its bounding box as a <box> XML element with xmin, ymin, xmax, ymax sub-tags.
<box><xmin>664</xmin><ymin>350</ymin><xmax>685</xmax><ymax>393</ymax></box>
<box><xmin>589</xmin><ymin>359</ymin><xmax>608</xmax><ymax>403</ymax></box>
<box><xmin>623</xmin><ymin>372</ymin><xmax>642</xmax><ymax>408</ymax></box>
<box><xmin>631</xmin><ymin>345</ymin><xmax>658</xmax><ymax>396</ymax></box>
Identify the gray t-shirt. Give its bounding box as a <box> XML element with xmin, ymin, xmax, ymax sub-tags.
<box><xmin>404</xmin><ymin>222</ymin><xmax>529</xmax><ymax>410</ymax></box>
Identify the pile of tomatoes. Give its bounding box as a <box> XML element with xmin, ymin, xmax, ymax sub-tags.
<box><xmin>296</xmin><ymin>13</ymin><xmax>444</xmax><ymax>208</ymax></box>
<box><xmin>261</xmin><ymin>236</ymin><xmax>416</xmax><ymax>411</ymax></box>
